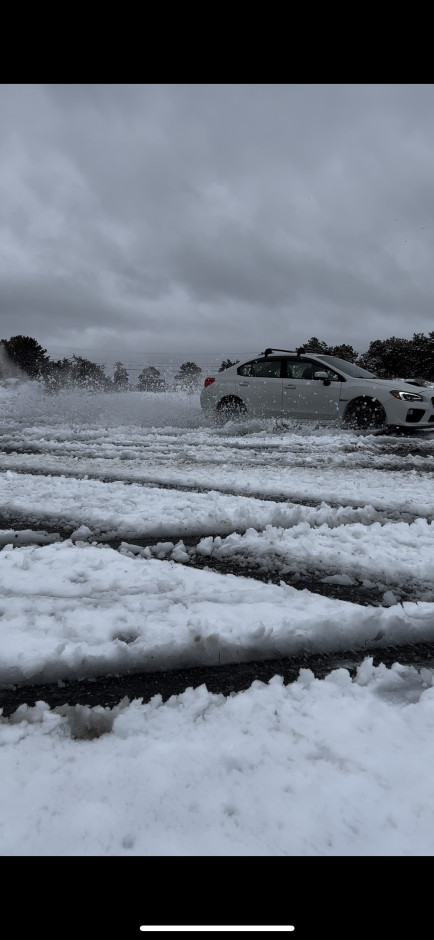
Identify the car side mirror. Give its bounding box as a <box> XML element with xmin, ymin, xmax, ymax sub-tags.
<box><xmin>314</xmin><ymin>371</ymin><xmax>331</xmax><ymax>386</ymax></box>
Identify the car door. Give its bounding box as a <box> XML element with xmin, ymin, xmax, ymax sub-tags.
<box><xmin>235</xmin><ymin>357</ymin><xmax>283</xmax><ymax>417</ymax></box>
<box><xmin>282</xmin><ymin>358</ymin><xmax>342</xmax><ymax>420</ymax></box>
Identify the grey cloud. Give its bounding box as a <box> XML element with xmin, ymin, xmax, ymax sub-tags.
<box><xmin>1</xmin><ymin>84</ymin><xmax>434</xmax><ymax>368</ymax></box>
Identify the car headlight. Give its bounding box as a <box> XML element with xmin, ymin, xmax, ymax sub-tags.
<box><xmin>390</xmin><ymin>390</ymin><xmax>424</xmax><ymax>401</ymax></box>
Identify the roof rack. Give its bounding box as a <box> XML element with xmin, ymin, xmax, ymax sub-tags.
<box><xmin>263</xmin><ymin>347</ymin><xmax>306</xmax><ymax>357</ymax></box>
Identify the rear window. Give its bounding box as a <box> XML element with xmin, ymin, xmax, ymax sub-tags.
<box><xmin>238</xmin><ymin>358</ymin><xmax>282</xmax><ymax>378</ymax></box>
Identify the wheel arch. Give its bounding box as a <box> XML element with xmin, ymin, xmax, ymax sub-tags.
<box><xmin>215</xmin><ymin>394</ymin><xmax>247</xmax><ymax>420</ymax></box>
<box><xmin>343</xmin><ymin>395</ymin><xmax>387</xmax><ymax>428</ymax></box>
<box><xmin>216</xmin><ymin>394</ymin><xmax>246</xmax><ymax>409</ymax></box>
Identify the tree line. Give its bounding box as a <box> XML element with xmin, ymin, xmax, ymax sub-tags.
<box><xmin>300</xmin><ymin>335</ymin><xmax>434</xmax><ymax>381</ymax></box>
<box><xmin>0</xmin><ymin>336</ymin><xmax>207</xmax><ymax>392</ymax></box>
<box><xmin>1</xmin><ymin>332</ymin><xmax>434</xmax><ymax>391</ymax></box>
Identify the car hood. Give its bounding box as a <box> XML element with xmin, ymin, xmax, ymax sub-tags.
<box><xmin>357</xmin><ymin>378</ymin><xmax>429</xmax><ymax>392</ymax></box>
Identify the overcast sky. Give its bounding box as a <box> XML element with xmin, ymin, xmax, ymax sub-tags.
<box><xmin>1</xmin><ymin>83</ymin><xmax>434</xmax><ymax>372</ymax></box>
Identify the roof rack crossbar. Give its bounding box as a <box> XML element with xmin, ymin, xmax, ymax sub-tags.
<box><xmin>264</xmin><ymin>347</ymin><xmax>306</xmax><ymax>357</ymax></box>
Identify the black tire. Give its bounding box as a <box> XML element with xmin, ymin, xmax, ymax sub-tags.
<box><xmin>344</xmin><ymin>397</ymin><xmax>387</xmax><ymax>430</ymax></box>
<box><xmin>216</xmin><ymin>396</ymin><xmax>247</xmax><ymax>423</ymax></box>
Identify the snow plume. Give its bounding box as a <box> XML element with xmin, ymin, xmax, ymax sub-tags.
<box><xmin>0</xmin><ymin>344</ymin><xmax>27</xmax><ymax>382</ymax></box>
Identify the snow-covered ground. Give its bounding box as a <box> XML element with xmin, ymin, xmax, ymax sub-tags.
<box><xmin>1</xmin><ymin>380</ymin><xmax>434</xmax><ymax>857</ymax></box>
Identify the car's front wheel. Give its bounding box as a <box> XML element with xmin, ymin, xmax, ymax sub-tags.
<box><xmin>344</xmin><ymin>397</ymin><xmax>387</xmax><ymax>430</ymax></box>
<box><xmin>216</xmin><ymin>396</ymin><xmax>247</xmax><ymax>423</ymax></box>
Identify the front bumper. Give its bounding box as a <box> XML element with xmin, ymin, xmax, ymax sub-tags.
<box><xmin>405</xmin><ymin>398</ymin><xmax>434</xmax><ymax>424</ymax></box>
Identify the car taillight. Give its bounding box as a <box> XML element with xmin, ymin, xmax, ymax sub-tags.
<box><xmin>204</xmin><ymin>377</ymin><xmax>215</xmax><ymax>387</ymax></box>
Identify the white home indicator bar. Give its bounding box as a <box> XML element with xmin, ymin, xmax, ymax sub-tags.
<box><xmin>140</xmin><ymin>929</ymin><xmax>295</xmax><ymax>933</ymax></box>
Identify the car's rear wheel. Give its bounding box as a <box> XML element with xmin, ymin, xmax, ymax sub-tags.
<box><xmin>344</xmin><ymin>397</ymin><xmax>387</xmax><ymax>430</ymax></box>
<box><xmin>216</xmin><ymin>396</ymin><xmax>247</xmax><ymax>423</ymax></box>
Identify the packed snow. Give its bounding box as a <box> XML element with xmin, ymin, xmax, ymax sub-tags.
<box><xmin>1</xmin><ymin>380</ymin><xmax>434</xmax><ymax>857</ymax></box>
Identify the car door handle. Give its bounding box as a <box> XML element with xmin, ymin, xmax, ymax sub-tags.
<box><xmin>284</xmin><ymin>384</ymin><xmax>296</xmax><ymax>389</ymax></box>
<box><xmin>239</xmin><ymin>382</ymin><xmax>249</xmax><ymax>386</ymax></box>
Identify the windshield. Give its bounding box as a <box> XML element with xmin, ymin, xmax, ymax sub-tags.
<box><xmin>314</xmin><ymin>355</ymin><xmax>377</xmax><ymax>379</ymax></box>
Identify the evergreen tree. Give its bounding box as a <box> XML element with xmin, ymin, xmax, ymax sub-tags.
<box><xmin>300</xmin><ymin>339</ymin><xmax>358</xmax><ymax>362</ymax></box>
<box><xmin>218</xmin><ymin>358</ymin><xmax>239</xmax><ymax>371</ymax></box>
<box><xmin>137</xmin><ymin>366</ymin><xmax>166</xmax><ymax>391</ymax></box>
<box><xmin>41</xmin><ymin>358</ymin><xmax>70</xmax><ymax>392</ymax></box>
<box><xmin>358</xmin><ymin>337</ymin><xmax>412</xmax><ymax>378</ymax></box>
<box><xmin>66</xmin><ymin>355</ymin><xmax>110</xmax><ymax>390</ymax></box>
<box><xmin>113</xmin><ymin>361</ymin><xmax>129</xmax><ymax>390</ymax></box>
<box><xmin>409</xmin><ymin>332</ymin><xmax>434</xmax><ymax>381</ymax></box>
<box><xmin>0</xmin><ymin>335</ymin><xmax>50</xmax><ymax>379</ymax></box>
<box><xmin>329</xmin><ymin>344</ymin><xmax>358</xmax><ymax>363</ymax></box>
<box><xmin>174</xmin><ymin>361</ymin><xmax>202</xmax><ymax>390</ymax></box>
<box><xmin>302</xmin><ymin>337</ymin><xmax>330</xmax><ymax>353</ymax></box>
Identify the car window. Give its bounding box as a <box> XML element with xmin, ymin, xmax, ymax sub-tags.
<box><xmin>283</xmin><ymin>358</ymin><xmax>316</xmax><ymax>379</ymax></box>
<box><xmin>283</xmin><ymin>359</ymin><xmax>342</xmax><ymax>381</ymax></box>
<box><xmin>238</xmin><ymin>359</ymin><xmax>282</xmax><ymax>378</ymax></box>
<box><xmin>315</xmin><ymin>355</ymin><xmax>375</xmax><ymax>378</ymax></box>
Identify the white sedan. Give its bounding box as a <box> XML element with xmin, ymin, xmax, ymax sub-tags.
<box><xmin>200</xmin><ymin>347</ymin><xmax>434</xmax><ymax>431</ymax></box>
